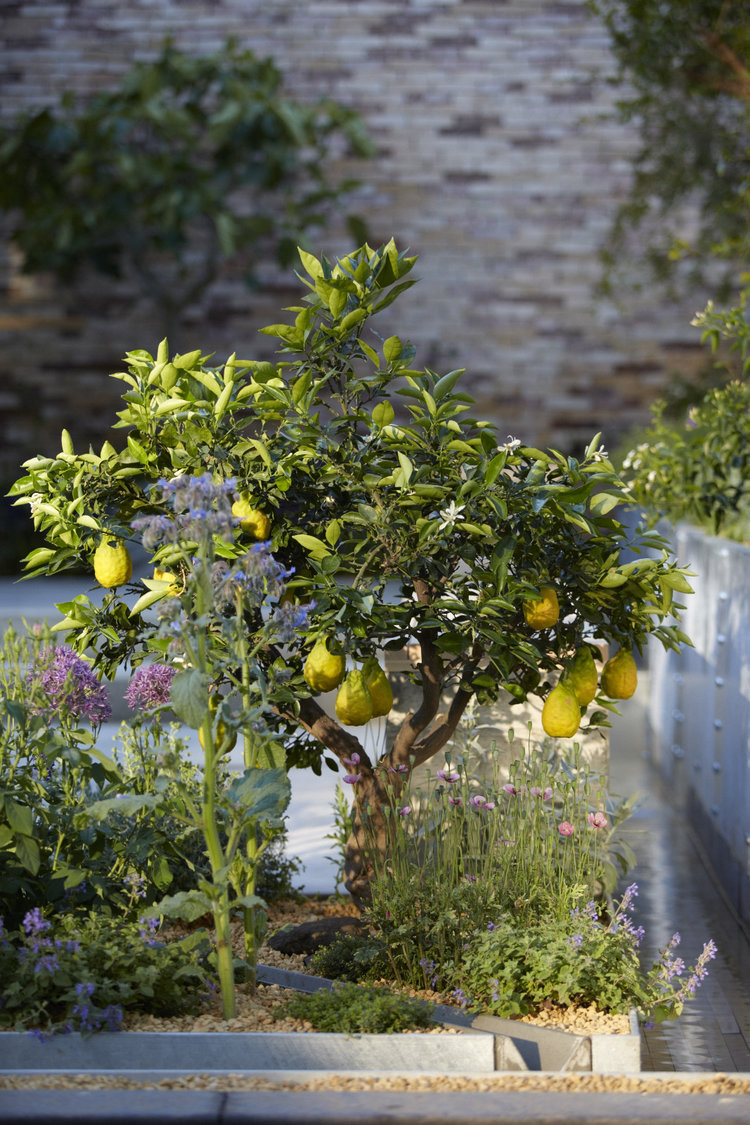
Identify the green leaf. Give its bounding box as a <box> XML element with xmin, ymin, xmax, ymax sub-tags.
<box><xmin>383</xmin><ymin>336</ymin><xmax>402</xmax><ymax>363</ymax></box>
<box><xmin>298</xmin><ymin>248</ymin><xmax>323</xmax><ymax>279</ymax></box>
<box><xmin>292</xmin><ymin>533</ymin><xmax>331</xmax><ymax>560</ymax></box>
<box><xmin>371</xmin><ymin>401</ymin><xmax>395</xmax><ymax>428</ymax></box>
<box><xmin>589</xmin><ymin>492</ymin><xmax>621</xmax><ymax>515</ymax></box>
<box><xmin>14</xmin><ymin>834</ymin><xmax>40</xmax><ymax>875</ymax></box>
<box><xmin>4</xmin><ymin>798</ymin><xmax>32</xmax><ymax>836</ymax></box>
<box><xmin>225</xmin><ymin>766</ymin><xmax>291</xmax><ymax>820</ymax></box>
<box><xmin>149</xmin><ymin>890</ymin><xmax>214</xmax><ymax>922</ymax></box>
<box><xmin>661</xmin><ymin>571</ymin><xmax>695</xmax><ymax>594</ymax></box>
<box><xmin>83</xmin><ymin>793</ymin><xmax>162</xmax><ymax>822</ymax></box>
<box><xmin>170</xmin><ymin>669</ymin><xmax>212</xmax><ymax>729</ymax></box>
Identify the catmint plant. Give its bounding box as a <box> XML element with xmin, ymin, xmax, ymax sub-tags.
<box><xmin>455</xmin><ymin>881</ymin><xmax>716</xmax><ymax>1026</ymax></box>
<box><xmin>0</xmin><ymin>907</ymin><xmax>212</xmax><ymax>1037</ymax></box>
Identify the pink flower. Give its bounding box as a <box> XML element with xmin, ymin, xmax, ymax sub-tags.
<box><xmin>437</xmin><ymin>769</ymin><xmax>460</xmax><ymax>784</ymax></box>
<box><xmin>448</xmin><ymin>794</ymin><xmax>463</xmax><ymax>806</ymax></box>
<box><xmin>342</xmin><ymin>773</ymin><xmax>361</xmax><ymax>785</ymax></box>
<box><xmin>503</xmin><ymin>783</ymin><xmax>517</xmax><ymax>796</ymax></box>
<box><xmin>587</xmin><ymin>811</ymin><xmax>608</xmax><ymax>829</ymax></box>
<box><xmin>399</xmin><ymin>806</ymin><xmax>411</xmax><ymax>817</ymax></box>
<box><xmin>388</xmin><ymin>763</ymin><xmax>408</xmax><ymax>774</ymax></box>
<box><xmin>343</xmin><ymin>753</ymin><xmax>360</xmax><ymax>768</ymax></box>
<box><xmin>530</xmin><ymin>786</ymin><xmax>553</xmax><ymax>800</ymax></box>
<box><xmin>558</xmin><ymin>821</ymin><xmax>575</xmax><ymax>837</ymax></box>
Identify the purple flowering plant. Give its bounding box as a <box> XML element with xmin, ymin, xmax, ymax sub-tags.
<box><xmin>83</xmin><ymin>473</ymin><xmax>312</xmax><ymax>1020</ymax></box>
<box><xmin>455</xmin><ymin>881</ymin><xmax>717</xmax><ymax>1025</ymax></box>
<box><xmin>0</xmin><ymin>907</ymin><xmax>212</xmax><ymax>1038</ymax></box>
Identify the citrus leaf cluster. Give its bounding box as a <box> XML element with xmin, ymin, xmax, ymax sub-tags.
<box><xmin>9</xmin><ymin>240</ymin><xmax>695</xmax><ymax>774</ymax></box>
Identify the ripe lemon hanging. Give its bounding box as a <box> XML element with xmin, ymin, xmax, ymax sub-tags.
<box><xmin>541</xmin><ymin>681</ymin><xmax>581</xmax><ymax>739</ymax></box>
<box><xmin>563</xmin><ymin>646</ymin><xmax>598</xmax><ymax>706</ymax></box>
<box><xmin>303</xmin><ymin>637</ymin><xmax>346</xmax><ymax>693</ymax></box>
<box><xmin>335</xmin><ymin>669</ymin><xmax>373</xmax><ymax>726</ymax></box>
<box><xmin>523</xmin><ymin>584</ymin><xmax>560</xmax><ymax>630</ymax></box>
<box><xmin>601</xmin><ymin>648</ymin><xmax>638</xmax><ymax>700</ymax></box>
<box><xmin>361</xmin><ymin>657</ymin><xmax>393</xmax><ymax>717</ymax></box>
<box><xmin>93</xmin><ymin>536</ymin><xmax>133</xmax><ymax>588</ymax></box>
<box><xmin>232</xmin><ymin>496</ymin><xmax>271</xmax><ymax>539</ymax></box>
<box><xmin>153</xmin><ymin>567</ymin><xmax>180</xmax><ymax>595</ymax></box>
<box><xmin>198</xmin><ymin>695</ymin><xmax>237</xmax><ymax>754</ymax></box>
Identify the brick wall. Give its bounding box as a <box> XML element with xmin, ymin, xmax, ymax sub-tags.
<box><xmin>0</xmin><ymin>0</ymin><xmax>712</xmax><ymax>495</ymax></box>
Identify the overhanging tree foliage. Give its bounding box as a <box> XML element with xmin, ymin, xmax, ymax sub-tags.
<box><xmin>588</xmin><ymin>0</ymin><xmax>750</xmax><ymax>294</ymax></box>
<box><xmin>0</xmin><ymin>40</ymin><xmax>372</xmax><ymax>340</ymax></box>
<box><xmin>10</xmin><ymin>241</ymin><xmax>694</xmax><ymax>901</ymax></box>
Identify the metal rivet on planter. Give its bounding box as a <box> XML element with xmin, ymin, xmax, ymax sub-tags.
<box><xmin>717</xmin><ymin>634</ymin><xmax>726</xmax><ymax>644</ymax></box>
<box><xmin>715</xmin><ymin>676</ymin><xmax>724</xmax><ymax>686</ymax></box>
<box><xmin>671</xmin><ymin>744</ymin><xmax>684</xmax><ymax>759</ymax></box>
<box><xmin>714</xmin><ymin>719</ymin><xmax>723</xmax><ymax>729</ymax></box>
<box><xmin>672</xmin><ymin>709</ymin><xmax>684</xmax><ymax>721</ymax></box>
<box><xmin>713</xmin><ymin>761</ymin><xmax>721</xmax><ymax>773</ymax></box>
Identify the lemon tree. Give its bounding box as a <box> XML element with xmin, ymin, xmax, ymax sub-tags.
<box><xmin>10</xmin><ymin>240</ymin><xmax>695</xmax><ymax>900</ymax></box>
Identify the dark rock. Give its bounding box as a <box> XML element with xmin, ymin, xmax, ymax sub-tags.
<box><xmin>266</xmin><ymin>915</ymin><xmax>367</xmax><ymax>955</ymax></box>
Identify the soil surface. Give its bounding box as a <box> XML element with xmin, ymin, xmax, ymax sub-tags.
<box><xmin>120</xmin><ymin>896</ymin><xmax>631</xmax><ymax>1037</ymax></box>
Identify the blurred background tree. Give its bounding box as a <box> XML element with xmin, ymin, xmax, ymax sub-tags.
<box><xmin>589</xmin><ymin>0</ymin><xmax>750</xmax><ymax>298</ymax></box>
<box><xmin>0</xmin><ymin>39</ymin><xmax>373</xmax><ymax>343</ymax></box>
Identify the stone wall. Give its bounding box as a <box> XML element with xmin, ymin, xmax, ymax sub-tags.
<box><xmin>0</xmin><ymin>0</ymin><xmax>712</xmax><ymax>498</ymax></box>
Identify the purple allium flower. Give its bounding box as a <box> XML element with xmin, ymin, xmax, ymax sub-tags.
<box><xmin>558</xmin><ymin>821</ymin><xmax>575</xmax><ymax>837</ymax></box>
<box><xmin>28</xmin><ymin>646</ymin><xmax>111</xmax><ymax>725</ymax></box>
<box><xmin>125</xmin><ymin>663</ymin><xmax>176</xmax><ymax>711</ymax></box>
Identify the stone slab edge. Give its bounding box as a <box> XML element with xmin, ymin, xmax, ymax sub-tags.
<box><xmin>1</xmin><ymin>1084</ymin><xmax>750</xmax><ymax>1125</ymax></box>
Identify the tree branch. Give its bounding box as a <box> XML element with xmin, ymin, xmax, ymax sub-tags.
<box><xmin>275</xmin><ymin>695</ymin><xmax>373</xmax><ymax>770</ymax></box>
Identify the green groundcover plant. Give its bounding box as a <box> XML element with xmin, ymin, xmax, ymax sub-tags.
<box><xmin>9</xmin><ymin>239</ymin><xmax>695</xmax><ymax>905</ymax></box>
<box><xmin>277</xmin><ymin>981</ymin><xmax>434</xmax><ymax>1034</ymax></box>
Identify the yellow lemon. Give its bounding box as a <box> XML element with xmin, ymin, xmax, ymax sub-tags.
<box><xmin>198</xmin><ymin>695</ymin><xmax>237</xmax><ymax>754</ymax></box>
<box><xmin>562</xmin><ymin>646</ymin><xmax>598</xmax><ymax>706</ymax></box>
<box><xmin>199</xmin><ymin>718</ymin><xmax>236</xmax><ymax>754</ymax></box>
<box><xmin>335</xmin><ymin>669</ymin><xmax>373</xmax><ymax>726</ymax></box>
<box><xmin>93</xmin><ymin>536</ymin><xmax>133</xmax><ymax>588</ymax></box>
<box><xmin>541</xmin><ymin>682</ymin><xmax>581</xmax><ymax>738</ymax></box>
<box><xmin>303</xmin><ymin>637</ymin><xmax>346</xmax><ymax>693</ymax></box>
<box><xmin>600</xmin><ymin>649</ymin><xmax>638</xmax><ymax>700</ymax></box>
<box><xmin>361</xmin><ymin>657</ymin><xmax>393</xmax><ymax>718</ymax></box>
<box><xmin>232</xmin><ymin>496</ymin><xmax>271</xmax><ymax>539</ymax></box>
<box><xmin>523</xmin><ymin>584</ymin><xmax>560</xmax><ymax>630</ymax></box>
<box><xmin>153</xmin><ymin>567</ymin><xmax>180</xmax><ymax>596</ymax></box>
